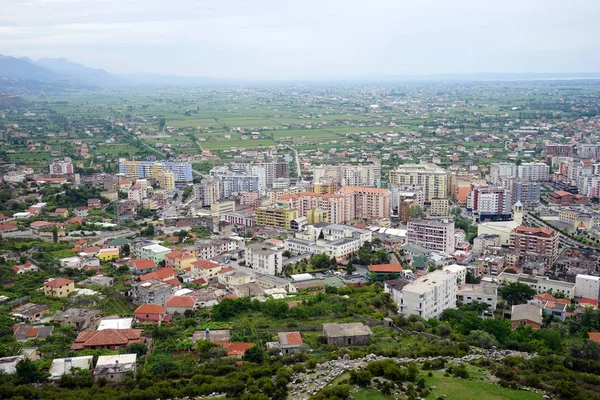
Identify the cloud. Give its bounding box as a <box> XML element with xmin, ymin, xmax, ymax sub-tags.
<box><xmin>0</xmin><ymin>0</ymin><xmax>598</xmax><ymax>78</ymax></box>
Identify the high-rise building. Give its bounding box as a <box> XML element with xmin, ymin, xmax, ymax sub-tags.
<box><xmin>210</xmin><ymin>166</ymin><xmax>261</xmax><ymax>198</ymax></box>
<box><xmin>517</xmin><ymin>162</ymin><xmax>550</xmax><ymax>182</ymax></box>
<box><xmin>467</xmin><ymin>185</ymin><xmax>512</xmax><ymax>221</ymax></box>
<box><xmin>489</xmin><ymin>162</ymin><xmax>517</xmax><ymax>184</ymax></box>
<box><xmin>312</xmin><ymin>164</ymin><xmax>381</xmax><ymax>187</ymax></box>
<box><xmin>544</xmin><ymin>144</ymin><xmax>573</xmax><ymax>158</ymax></box>
<box><xmin>196</xmin><ymin>177</ymin><xmax>221</xmax><ymax>206</ymax></box>
<box><xmin>510</xmin><ymin>225</ymin><xmax>559</xmax><ymax>267</ymax></box>
<box><xmin>407</xmin><ymin>218</ymin><xmax>455</xmax><ymax>254</ymax></box>
<box><xmin>577</xmin><ymin>144</ymin><xmax>600</xmax><ymax>159</ymax></box>
<box><xmin>338</xmin><ymin>186</ymin><xmax>391</xmax><ymax>221</ymax></box>
<box><xmin>506</xmin><ymin>179</ymin><xmax>540</xmax><ymax>207</ymax></box>
<box><xmin>49</xmin><ymin>158</ymin><xmax>73</xmax><ymax>175</ymax></box>
<box><xmin>393</xmin><ymin>269</ymin><xmax>458</xmax><ymax>319</ymax></box>
<box><xmin>118</xmin><ymin>160</ymin><xmax>192</xmax><ymax>186</ymax></box>
<box><xmin>389</xmin><ymin>164</ymin><xmax>447</xmax><ymax>203</ymax></box>
<box><xmin>256</xmin><ymin>207</ymin><xmax>299</xmax><ymax>229</ymax></box>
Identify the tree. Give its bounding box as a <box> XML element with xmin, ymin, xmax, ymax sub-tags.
<box><xmin>52</xmin><ymin>226</ymin><xmax>58</xmax><ymax>243</ymax></box>
<box><xmin>121</xmin><ymin>243</ymin><xmax>130</xmax><ymax>257</ymax></box>
<box><xmin>282</xmin><ymin>250</ymin><xmax>292</xmax><ymax>258</ymax></box>
<box><xmin>16</xmin><ymin>358</ymin><xmax>45</xmax><ymax>383</ymax></box>
<box><xmin>127</xmin><ymin>343</ymin><xmax>148</xmax><ymax>357</ymax></box>
<box><xmin>243</xmin><ymin>345</ymin><xmax>265</xmax><ymax>363</ymax></box>
<box><xmin>499</xmin><ymin>282</ymin><xmax>537</xmax><ymax>306</ymax></box>
<box><xmin>310</xmin><ymin>253</ymin><xmax>331</xmax><ymax>270</ymax></box>
<box><xmin>159</xmin><ymin>118</ymin><xmax>166</xmax><ymax>129</ymax></box>
<box><xmin>407</xmin><ymin>205</ymin><xmax>425</xmax><ymax>220</ymax></box>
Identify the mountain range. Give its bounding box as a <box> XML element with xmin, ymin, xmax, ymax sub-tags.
<box><xmin>1</xmin><ymin>53</ymin><xmax>600</xmax><ymax>89</ymax></box>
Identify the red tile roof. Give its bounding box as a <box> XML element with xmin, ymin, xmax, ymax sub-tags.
<box><xmin>131</xmin><ymin>258</ymin><xmax>156</xmax><ymax>270</ymax></box>
<box><xmin>167</xmin><ymin>296</ymin><xmax>195</xmax><ymax>308</ymax></box>
<box><xmin>0</xmin><ymin>224</ymin><xmax>17</xmax><ymax>231</ymax></box>
<box><xmin>588</xmin><ymin>332</ymin><xmax>600</xmax><ymax>344</ymax></box>
<box><xmin>225</xmin><ymin>342</ymin><xmax>254</xmax><ymax>356</ymax></box>
<box><xmin>282</xmin><ymin>332</ymin><xmax>303</xmax><ymax>345</ymax></box>
<box><xmin>164</xmin><ymin>278</ymin><xmax>182</xmax><ymax>287</ymax></box>
<box><xmin>140</xmin><ymin>267</ymin><xmax>176</xmax><ymax>281</ymax></box>
<box><xmin>44</xmin><ymin>278</ymin><xmax>74</xmax><ymax>288</ymax></box>
<box><xmin>71</xmin><ymin>329</ymin><xmax>142</xmax><ymax>350</ymax></box>
<box><xmin>191</xmin><ymin>260</ymin><xmax>221</xmax><ymax>270</ymax></box>
<box><xmin>134</xmin><ymin>304</ymin><xmax>167</xmax><ymax>314</ymax></box>
<box><xmin>368</xmin><ymin>263</ymin><xmax>402</xmax><ymax>273</ymax></box>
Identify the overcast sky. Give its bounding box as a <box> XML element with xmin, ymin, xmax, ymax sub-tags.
<box><xmin>1</xmin><ymin>0</ymin><xmax>599</xmax><ymax>79</ymax></box>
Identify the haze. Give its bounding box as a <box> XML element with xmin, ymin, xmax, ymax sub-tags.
<box><xmin>1</xmin><ymin>0</ymin><xmax>599</xmax><ymax>79</ymax></box>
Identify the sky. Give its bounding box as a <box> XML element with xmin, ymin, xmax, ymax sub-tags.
<box><xmin>0</xmin><ymin>0</ymin><xmax>599</xmax><ymax>79</ymax></box>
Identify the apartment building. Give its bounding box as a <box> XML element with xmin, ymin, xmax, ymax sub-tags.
<box><xmin>246</xmin><ymin>243</ymin><xmax>283</xmax><ymax>276</ymax></box>
<box><xmin>211</xmin><ymin>201</ymin><xmax>235</xmax><ymax>220</ymax></box>
<box><xmin>210</xmin><ymin>167</ymin><xmax>261</xmax><ymax>198</ymax></box>
<box><xmin>518</xmin><ymin>162</ymin><xmax>550</xmax><ymax>182</ymax></box>
<box><xmin>510</xmin><ymin>225</ymin><xmax>559</xmax><ymax>266</ymax></box>
<box><xmin>255</xmin><ymin>207</ymin><xmax>299</xmax><ymax>229</ymax></box>
<box><xmin>489</xmin><ymin>162</ymin><xmax>517</xmax><ymax>184</ymax></box>
<box><xmin>407</xmin><ymin>218</ymin><xmax>455</xmax><ymax>254</ymax></box>
<box><xmin>497</xmin><ymin>272</ymin><xmax>575</xmax><ymax>298</ymax></box>
<box><xmin>139</xmin><ymin>244</ymin><xmax>172</xmax><ymax>264</ymax></box>
<box><xmin>49</xmin><ymin>158</ymin><xmax>73</xmax><ymax>175</ymax></box>
<box><xmin>197</xmin><ymin>177</ymin><xmax>221</xmax><ymax>206</ymax></box>
<box><xmin>338</xmin><ymin>186</ymin><xmax>391</xmax><ymax>220</ymax></box>
<box><xmin>506</xmin><ymin>179</ymin><xmax>541</xmax><ymax>207</ymax></box>
<box><xmin>545</xmin><ymin>144</ymin><xmax>573</xmax><ymax>158</ymax></box>
<box><xmin>43</xmin><ymin>278</ymin><xmax>75</xmax><ymax>298</ymax></box>
<box><xmin>467</xmin><ymin>185</ymin><xmax>512</xmax><ymax>221</ymax></box>
<box><xmin>429</xmin><ymin>198</ymin><xmax>450</xmax><ymax>216</ymax></box>
<box><xmin>312</xmin><ymin>164</ymin><xmax>381</xmax><ymax>187</ymax></box>
<box><xmin>118</xmin><ymin>160</ymin><xmax>193</xmax><ymax>185</ymax></box>
<box><xmin>393</xmin><ymin>269</ymin><xmax>458</xmax><ymax>319</ymax></box>
<box><xmin>389</xmin><ymin>164</ymin><xmax>447</xmax><ymax>203</ymax></box>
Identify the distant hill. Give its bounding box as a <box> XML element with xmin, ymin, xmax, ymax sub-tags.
<box><xmin>36</xmin><ymin>58</ymin><xmax>116</xmax><ymax>85</ymax></box>
<box><xmin>0</xmin><ymin>54</ymin><xmax>59</xmax><ymax>82</ymax></box>
<box><xmin>0</xmin><ymin>93</ymin><xmax>29</xmax><ymax>109</ymax></box>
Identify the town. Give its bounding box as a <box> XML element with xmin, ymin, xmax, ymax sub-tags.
<box><xmin>1</xmin><ymin>80</ymin><xmax>600</xmax><ymax>400</ymax></box>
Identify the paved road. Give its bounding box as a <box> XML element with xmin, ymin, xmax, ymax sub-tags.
<box><xmin>284</xmin><ymin>144</ymin><xmax>301</xmax><ymax>177</ymax></box>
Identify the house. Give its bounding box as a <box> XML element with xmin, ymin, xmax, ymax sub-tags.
<box><xmin>511</xmin><ymin>304</ymin><xmax>543</xmax><ymax>330</ymax></box>
<box><xmin>588</xmin><ymin>332</ymin><xmax>600</xmax><ymax>344</ymax></box>
<box><xmin>0</xmin><ymin>223</ymin><xmax>18</xmax><ymax>236</ymax></box>
<box><xmin>60</xmin><ymin>256</ymin><xmax>82</xmax><ymax>269</ymax></box>
<box><xmin>191</xmin><ymin>260</ymin><xmax>222</xmax><ymax>283</ymax></box>
<box><xmin>74</xmin><ymin>206</ymin><xmax>89</xmax><ymax>217</ymax></box>
<box><xmin>11</xmin><ymin>303</ymin><xmax>49</xmax><ymax>322</ymax></box>
<box><xmin>322</xmin><ymin>323</ymin><xmax>372</xmax><ymax>345</ymax></box>
<box><xmin>79</xmin><ymin>275</ymin><xmax>115</xmax><ymax>287</ymax></box>
<box><xmin>131</xmin><ymin>279</ymin><xmax>177</xmax><ymax>306</ymax></box>
<box><xmin>276</xmin><ymin>332</ymin><xmax>305</xmax><ymax>355</ymax></box>
<box><xmin>97</xmin><ymin>318</ymin><xmax>133</xmax><ymax>330</ymax></box>
<box><xmin>134</xmin><ymin>304</ymin><xmax>173</xmax><ymax>323</ymax></box>
<box><xmin>97</xmin><ymin>248</ymin><xmax>119</xmax><ymax>262</ymax></box>
<box><xmin>13</xmin><ymin>324</ymin><xmax>54</xmax><ymax>342</ymax></box>
<box><xmin>224</xmin><ymin>342</ymin><xmax>254</xmax><ymax>359</ymax></box>
<box><xmin>53</xmin><ymin>208</ymin><xmax>69</xmax><ymax>218</ymax></box>
<box><xmin>43</xmin><ymin>278</ymin><xmax>75</xmax><ymax>298</ymax></box>
<box><xmin>94</xmin><ymin>354</ymin><xmax>137</xmax><ymax>383</ymax></box>
<box><xmin>130</xmin><ymin>258</ymin><xmax>156</xmax><ymax>275</ymax></box>
<box><xmin>11</xmin><ymin>262</ymin><xmax>39</xmax><ymax>274</ymax></box>
<box><xmin>164</xmin><ymin>251</ymin><xmax>197</xmax><ymax>273</ymax></box>
<box><xmin>366</xmin><ymin>263</ymin><xmax>403</xmax><ymax>282</ymax></box>
<box><xmin>0</xmin><ymin>356</ymin><xmax>24</xmax><ymax>374</ymax></box>
<box><xmin>166</xmin><ymin>296</ymin><xmax>196</xmax><ymax>314</ymax></box>
<box><xmin>140</xmin><ymin>267</ymin><xmax>177</xmax><ymax>282</ymax></box>
<box><xmin>106</xmin><ymin>237</ymin><xmax>131</xmax><ymax>251</ymax></box>
<box><xmin>48</xmin><ymin>356</ymin><xmax>93</xmax><ymax>381</ymax></box>
<box><xmin>139</xmin><ymin>243</ymin><xmax>171</xmax><ymax>264</ymax></box>
<box><xmin>53</xmin><ymin>308</ymin><xmax>99</xmax><ymax>331</ymax></box>
<box><xmin>71</xmin><ymin>329</ymin><xmax>143</xmax><ymax>350</ymax></box>
<box><xmin>88</xmin><ymin>198</ymin><xmax>103</xmax><ymax>209</ymax></box>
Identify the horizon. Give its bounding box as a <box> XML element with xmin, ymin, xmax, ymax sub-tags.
<box><xmin>1</xmin><ymin>0</ymin><xmax>599</xmax><ymax>80</ymax></box>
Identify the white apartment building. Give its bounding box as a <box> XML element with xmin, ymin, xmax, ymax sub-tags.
<box><xmin>457</xmin><ymin>283</ymin><xmax>498</xmax><ymax>310</ymax></box>
<box><xmin>489</xmin><ymin>162</ymin><xmax>517</xmax><ymax>184</ymax></box>
<box><xmin>394</xmin><ymin>269</ymin><xmax>458</xmax><ymax>319</ymax></box>
<box><xmin>407</xmin><ymin>218</ymin><xmax>455</xmax><ymax>254</ymax></box>
<box><xmin>575</xmin><ymin>274</ymin><xmax>600</xmax><ymax>301</ymax></box>
<box><xmin>324</xmin><ymin>237</ymin><xmax>362</xmax><ymax>258</ymax></box>
<box><xmin>389</xmin><ymin>164</ymin><xmax>447</xmax><ymax>203</ymax></box>
<box><xmin>312</xmin><ymin>164</ymin><xmax>381</xmax><ymax>187</ymax></box>
<box><xmin>497</xmin><ymin>272</ymin><xmax>576</xmax><ymax>298</ymax></box>
<box><xmin>139</xmin><ymin>244</ymin><xmax>172</xmax><ymax>264</ymax></box>
<box><xmin>246</xmin><ymin>243</ymin><xmax>283</xmax><ymax>276</ymax></box>
<box><xmin>518</xmin><ymin>162</ymin><xmax>550</xmax><ymax>182</ymax></box>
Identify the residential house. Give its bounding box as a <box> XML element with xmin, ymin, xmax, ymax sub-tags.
<box><xmin>60</xmin><ymin>256</ymin><xmax>82</xmax><ymax>269</ymax></box>
<box><xmin>71</xmin><ymin>329</ymin><xmax>143</xmax><ymax>350</ymax></box>
<box><xmin>164</xmin><ymin>251</ymin><xmax>197</xmax><ymax>273</ymax></box>
<box><xmin>130</xmin><ymin>258</ymin><xmax>156</xmax><ymax>275</ymax></box>
<box><xmin>166</xmin><ymin>296</ymin><xmax>196</xmax><ymax>315</ymax></box>
<box><xmin>11</xmin><ymin>262</ymin><xmax>39</xmax><ymax>274</ymax></box>
<box><xmin>456</xmin><ymin>284</ymin><xmax>498</xmax><ymax>310</ymax></box>
<box><xmin>139</xmin><ymin>244</ymin><xmax>171</xmax><ymax>264</ymax></box>
<box><xmin>97</xmin><ymin>248</ymin><xmax>119</xmax><ymax>262</ymax></box>
<box><xmin>97</xmin><ymin>318</ymin><xmax>133</xmax><ymax>330</ymax></box>
<box><xmin>224</xmin><ymin>343</ymin><xmax>254</xmax><ymax>359</ymax></box>
<box><xmin>79</xmin><ymin>275</ymin><xmax>114</xmax><ymax>287</ymax></box>
<box><xmin>511</xmin><ymin>304</ymin><xmax>543</xmax><ymax>330</ymax></box>
<box><xmin>11</xmin><ymin>303</ymin><xmax>49</xmax><ymax>322</ymax></box>
<box><xmin>322</xmin><ymin>323</ymin><xmax>372</xmax><ymax>345</ymax></box>
<box><xmin>366</xmin><ymin>263</ymin><xmax>403</xmax><ymax>283</ymax></box>
<box><xmin>246</xmin><ymin>242</ymin><xmax>283</xmax><ymax>276</ymax></box>
<box><xmin>43</xmin><ymin>278</ymin><xmax>75</xmax><ymax>298</ymax></box>
<box><xmin>53</xmin><ymin>208</ymin><xmax>69</xmax><ymax>218</ymax></box>
<box><xmin>48</xmin><ymin>356</ymin><xmax>93</xmax><ymax>381</ymax></box>
<box><xmin>94</xmin><ymin>354</ymin><xmax>137</xmax><ymax>383</ymax></box>
<box><xmin>74</xmin><ymin>206</ymin><xmax>89</xmax><ymax>217</ymax></box>
<box><xmin>106</xmin><ymin>237</ymin><xmax>131</xmax><ymax>252</ymax></box>
<box><xmin>191</xmin><ymin>260</ymin><xmax>222</xmax><ymax>284</ymax></box>
<box><xmin>134</xmin><ymin>304</ymin><xmax>172</xmax><ymax>323</ymax></box>
<box><xmin>131</xmin><ymin>279</ymin><xmax>176</xmax><ymax>306</ymax></box>
<box><xmin>53</xmin><ymin>308</ymin><xmax>99</xmax><ymax>331</ymax></box>
<box><xmin>0</xmin><ymin>356</ymin><xmax>25</xmax><ymax>374</ymax></box>
<box><xmin>276</xmin><ymin>332</ymin><xmax>305</xmax><ymax>355</ymax></box>
<box><xmin>13</xmin><ymin>324</ymin><xmax>54</xmax><ymax>342</ymax></box>
<box><xmin>87</xmin><ymin>198</ymin><xmax>103</xmax><ymax>209</ymax></box>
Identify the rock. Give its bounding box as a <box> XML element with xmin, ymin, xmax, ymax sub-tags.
<box><xmin>343</xmin><ymin>353</ymin><xmax>350</xmax><ymax>360</ymax></box>
<box><xmin>542</xmin><ymin>396</ymin><xmax>551</xmax><ymax>400</ymax></box>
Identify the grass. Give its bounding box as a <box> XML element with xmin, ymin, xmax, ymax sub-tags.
<box><xmin>423</xmin><ymin>370</ymin><xmax>544</xmax><ymax>400</ymax></box>
<box><xmin>353</xmin><ymin>388</ymin><xmax>395</xmax><ymax>400</ymax></box>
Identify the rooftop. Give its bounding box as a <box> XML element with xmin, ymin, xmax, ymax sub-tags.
<box><xmin>323</xmin><ymin>322</ymin><xmax>372</xmax><ymax>338</ymax></box>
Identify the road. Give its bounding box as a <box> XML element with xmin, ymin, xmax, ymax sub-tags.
<box><xmin>284</xmin><ymin>144</ymin><xmax>301</xmax><ymax>177</ymax></box>
<box><xmin>523</xmin><ymin>213</ymin><xmax>598</xmax><ymax>251</ymax></box>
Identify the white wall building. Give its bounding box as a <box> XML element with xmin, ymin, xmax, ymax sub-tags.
<box><xmin>575</xmin><ymin>274</ymin><xmax>600</xmax><ymax>301</ymax></box>
<box><xmin>518</xmin><ymin>162</ymin><xmax>550</xmax><ymax>182</ymax></box>
<box><xmin>407</xmin><ymin>218</ymin><xmax>455</xmax><ymax>254</ymax></box>
<box><xmin>246</xmin><ymin>243</ymin><xmax>283</xmax><ymax>276</ymax></box>
<box><xmin>394</xmin><ymin>269</ymin><xmax>458</xmax><ymax>319</ymax></box>
<box><xmin>489</xmin><ymin>162</ymin><xmax>517</xmax><ymax>184</ymax></box>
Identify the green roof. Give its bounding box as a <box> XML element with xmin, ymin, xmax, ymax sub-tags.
<box><xmin>108</xmin><ymin>237</ymin><xmax>131</xmax><ymax>246</ymax></box>
<box><xmin>412</xmin><ymin>255</ymin><xmax>429</xmax><ymax>269</ymax></box>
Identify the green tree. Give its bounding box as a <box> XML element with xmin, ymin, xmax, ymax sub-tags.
<box><xmin>159</xmin><ymin>118</ymin><xmax>166</xmax><ymax>129</ymax></box>
<box><xmin>243</xmin><ymin>345</ymin><xmax>265</xmax><ymax>363</ymax></box>
<box><xmin>121</xmin><ymin>243</ymin><xmax>130</xmax><ymax>257</ymax></box>
<box><xmin>52</xmin><ymin>226</ymin><xmax>58</xmax><ymax>243</ymax></box>
<box><xmin>499</xmin><ymin>282</ymin><xmax>537</xmax><ymax>306</ymax></box>
<box><xmin>407</xmin><ymin>205</ymin><xmax>425</xmax><ymax>220</ymax></box>
<box><xmin>16</xmin><ymin>358</ymin><xmax>45</xmax><ymax>383</ymax></box>
<box><xmin>310</xmin><ymin>253</ymin><xmax>331</xmax><ymax>270</ymax></box>
<box><xmin>282</xmin><ymin>250</ymin><xmax>292</xmax><ymax>258</ymax></box>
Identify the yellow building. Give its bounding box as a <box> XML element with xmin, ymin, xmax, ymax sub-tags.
<box><xmin>97</xmin><ymin>248</ymin><xmax>120</xmax><ymax>262</ymax></box>
<box><xmin>156</xmin><ymin>171</ymin><xmax>175</xmax><ymax>191</ymax></box>
<box><xmin>256</xmin><ymin>207</ymin><xmax>299</xmax><ymax>229</ymax></box>
<box><xmin>389</xmin><ymin>164</ymin><xmax>448</xmax><ymax>203</ymax></box>
<box><xmin>306</xmin><ymin>208</ymin><xmax>328</xmax><ymax>224</ymax></box>
<box><xmin>166</xmin><ymin>252</ymin><xmax>198</xmax><ymax>273</ymax></box>
<box><xmin>211</xmin><ymin>201</ymin><xmax>235</xmax><ymax>218</ymax></box>
<box><xmin>430</xmin><ymin>198</ymin><xmax>450</xmax><ymax>216</ymax></box>
<box><xmin>43</xmin><ymin>278</ymin><xmax>75</xmax><ymax>298</ymax></box>
<box><xmin>313</xmin><ymin>181</ymin><xmax>338</xmax><ymax>195</ymax></box>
